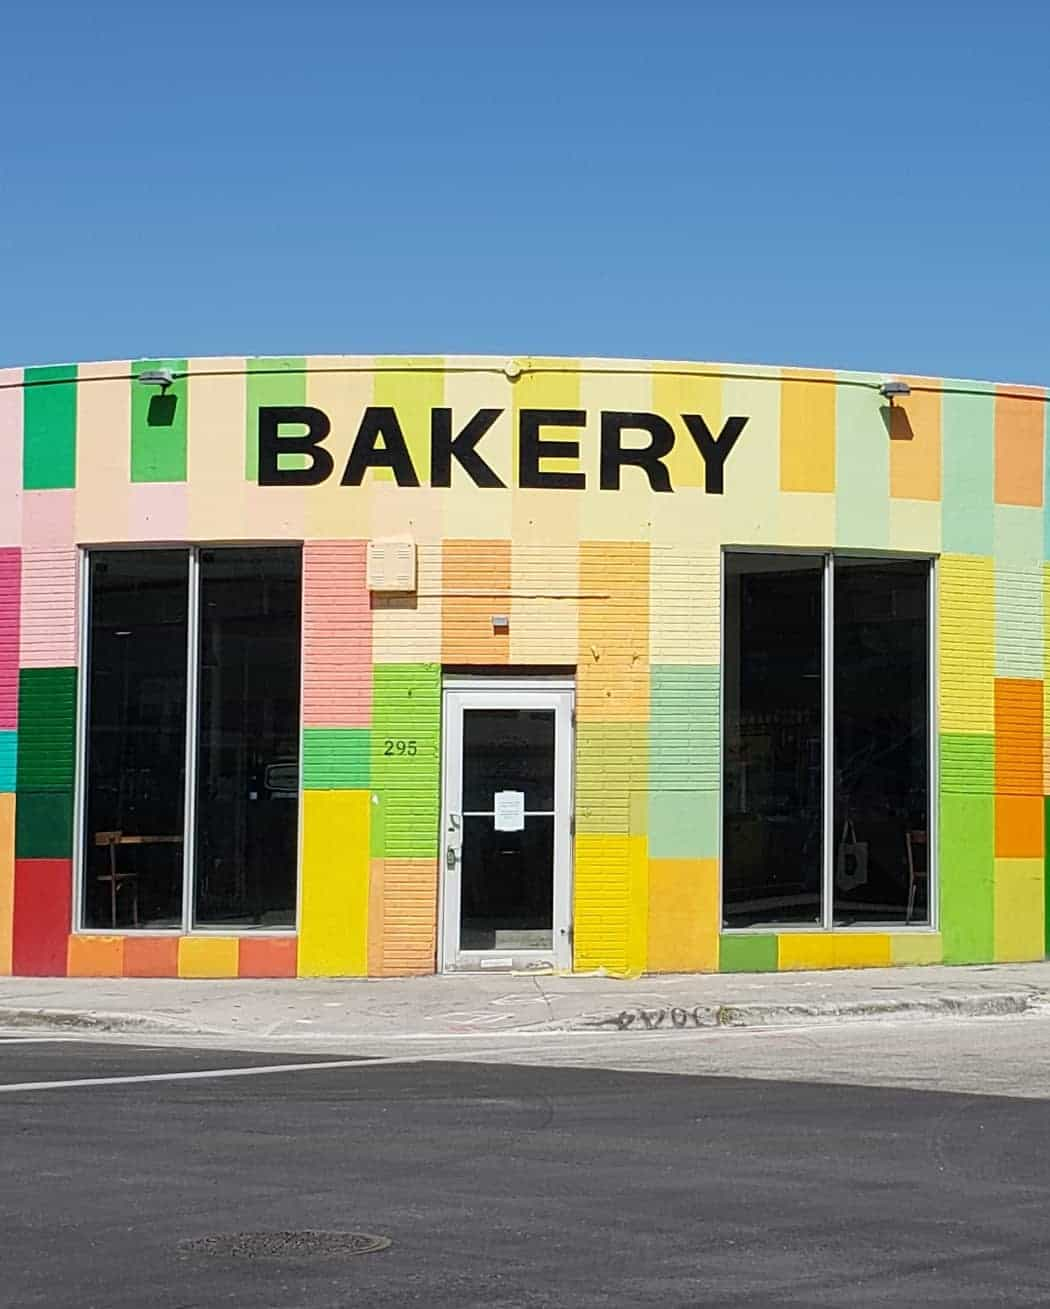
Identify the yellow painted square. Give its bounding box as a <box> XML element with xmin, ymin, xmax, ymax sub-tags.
<box><xmin>833</xmin><ymin>934</ymin><xmax>892</xmax><ymax>968</ymax></box>
<box><xmin>178</xmin><ymin>936</ymin><xmax>239</xmax><ymax>979</ymax></box>
<box><xmin>299</xmin><ymin>790</ymin><xmax>370</xmax><ymax>976</ymax></box>
<box><xmin>994</xmin><ymin>857</ymin><xmax>1045</xmax><ymax>961</ymax></box>
<box><xmin>574</xmin><ymin>833</ymin><xmax>647</xmax><ymax>976</ymax></box>
<box><xmin>891</xmin><ymin>933</ymin><xmax>943</xmax><ymax>966</ymax></box>
<box><xmin>647</xmin><ymin>858</ymin><xmax>719</xmax><ymax>973</ymax></box>
<box><xmin>777</xmin><ymin>933</ymin><xmax>836</xmax><ymax>971</ymax></box>
<box><xmin>939</xmin><ymin>555</ymin><xmax>995</xmax><ymax>734</ymax></box>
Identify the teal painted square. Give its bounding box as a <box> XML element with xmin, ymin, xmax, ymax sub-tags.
<box><xmin>302</xmin><ymin>727</ymin><xmax>371</xmax><ymax>788</ymax></box>
<box><xmin>0</xmin><ymin>731</ymin><xmax>15</xmax><ymax>791</ymax></box>
<box><xmin>942</xmin><ymin>390</ymin><xmax>994</xmax><ymax>555</ymax></box>
<box><xmin>650</xmin><ymin>665</ymin><xmax>720</xmax><ymax>791</ymax></box>
<box><xmin>836</xmin><ymin>379</ymin><xmax>889</xmax><ymax>549</ymax></box>
<box><xmin>648</xmin><ymin>790</ymin><xmax>719</xmax><ymax>859</ymax></box>
<box><xmin>995</xmin><ymin>505</ymin><xmax>1043</xmax><ymax>570</ymax></box>
<box><xmin>719</xmin><ymin>934</ymin><xmax>778</xmax><ymax>972</ymax></box>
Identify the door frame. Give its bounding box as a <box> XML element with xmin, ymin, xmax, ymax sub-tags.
<box><xmin>438</xmin><ymin>675</ymin><xmax>575</xmax><ymax>973</ymax></box>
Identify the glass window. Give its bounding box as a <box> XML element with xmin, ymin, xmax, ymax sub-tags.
<box><xmin>723</xmin><ymin>554</ymin><xmax>824</xmax><ymax>928</ymax></box>
<box><xmin>833</xmin><ymin>559</ymin><xmax>930</xmax><ymax>925</ymax></box>
<box><xmin>83</xmin><ymin>551</ymin><xmax>188</xmax><ymax>929</ymax></box>
<box><xmin>193</xmin><ymin>548</ymin><xmax>301</xmax><ymax>928</ymax></box>
<box><xmin>81</xmin><ymin>546</ymin><xmax>303</xmax><ymax>933</ymax></box>
<box><xmin>722</xmin><ymin>552</ymin><xmax>932</xmax><ymax>930</ymax></box>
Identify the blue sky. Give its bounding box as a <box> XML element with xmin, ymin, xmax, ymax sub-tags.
<box><xmin>2</xmin><ymin>1</ymin><xmax>1047</xmax><ymax>382</ymax></box>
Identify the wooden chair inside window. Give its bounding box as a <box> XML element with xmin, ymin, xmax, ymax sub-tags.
<box><xmin>906</xmin><ymin>829</ymin><xmax>928</xmax><ymax>925</ymax></box>
<box><xmin>94</xmin><ymin>831</ymin><xmax>139</xmax><ymax>928</ymax></box>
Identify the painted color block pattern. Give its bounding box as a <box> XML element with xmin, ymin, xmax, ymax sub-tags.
<box><xmin>0</xmin><ymin>357</ymin><xmax>1046</xmax><ymax>980</ymax></box>
<box><xmin>131</xmin><ymin>359</ymin><xmax>189</xmax><ymax>482</ymax></box>
<box><xmin>23</xmin><ymin>366</ymin><xmax>77</xmax><ymax>490</ymax></box>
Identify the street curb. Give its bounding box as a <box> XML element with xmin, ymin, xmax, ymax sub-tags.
<box><xmin>0</xmin><ymin>990</ymin><xmax>1041</xmax><ymax>1042</ymax></box>
<box><xmin>577</xmin><ymin>992</ymin><xmax>1038</xmax><ymax>1031</ymax></box>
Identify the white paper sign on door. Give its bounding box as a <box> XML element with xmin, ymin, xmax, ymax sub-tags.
<box><xmin>493</xmin><ymin>790</ymin><xmax>525</xmax><ymax>832</ymax></box>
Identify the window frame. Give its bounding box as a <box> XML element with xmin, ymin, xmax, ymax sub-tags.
<box><xmin>719</xmin><ymin>547</ymin><xmax>938</xmax><ymax>935</ymax></box>
<box><xmin>72</xmin><ymin>543</ymin><xmax>304</xmax><ymax>937</ymax></box>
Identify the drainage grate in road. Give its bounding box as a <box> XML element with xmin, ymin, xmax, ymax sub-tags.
<box><xmin>179</xmin><ymin>1231</ymin><xmax>392</xmax><ymax>1259</ymax></box>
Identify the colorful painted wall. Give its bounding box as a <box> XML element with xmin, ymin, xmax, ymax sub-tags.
<box><xmin>0</xmin><ymin>356</ymin><xmax>1046</xmax><ymax>977</ymax></box>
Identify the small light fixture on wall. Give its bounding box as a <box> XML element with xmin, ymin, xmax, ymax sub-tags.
<box><xmin>491</xmin><ymin>614</ymin><xmax>509</xmax><ymax>634</ymax></box>
<box><xmin>137</xmin><ymin>367</ymin><xmax>177</xmax><ymax>392</ymax></box>
<box><xmin>878</xmin><ymin>379</ymin><xmax>911</xmax><ymax>408</ymax></box>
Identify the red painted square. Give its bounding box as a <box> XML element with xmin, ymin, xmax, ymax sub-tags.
<box><xmin>12</xmin><ymin>858</ymin><xmax>72</xmax><ymax>976</ymax></box>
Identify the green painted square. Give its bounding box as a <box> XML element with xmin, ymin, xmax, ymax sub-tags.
<box><xmin>23</xmin><ymin>364</ymin><xmax>77</xmax><ymax>490</ymax></box>
<box><xmin>650</xmin><ymin>665</ymin><xmax>719</xmax><ymax>790</ymax></box>
<box><xmin>940</xmin><ymin>792</ymin><xmax>995</xmax><ymax>963</ymax></box>
<box><xmin>245</xmin><ymin>357</ymin><xmax>307</xmax><ymax>480</ymax></box>
<box><xmin>16</xmin><ymin>668</ymin><xmax>77</xmax><ymax>789</ymax></box>
<box><xmin>940</xmin><ymin>733</ymin><xmax>994</xmax><ymax>794</ymax></box>
<box><xmin>942</xmin><ymin>390</ymin><xmax>994</xmax><ymax>556</ymax></box>
<box><xmin>131</xmin><ymin>359</ymin><xmax>188</xmax><ymax>482</ymax></box>
<box><xmin>577</xmin><ymin>721</ymin><xmax>647</xmax><ymax>834</ymax></box>
<box><xmin>369</xmin><ymin>789</ymin><xmax>439</xmax><ymax>859</ymax></box>
<box><xmin>836</xmin><ymin>378</ymin><xmax>889</xmax><ymax>549</ymax></box>
<box><xmin>719</xmin><ymin>934</ymin><xmax>778</xmax><ymax>973</ymax></box>
<box><xmin>302</xmin><ymin>728</ymin><xmax>371</xmax><ymax>788</ymax></box>
<box><xmin>648</xmin><ymin>790</ymin><xmax>719</xmax><ymax>859</ymax></box>
<box><xmin>371</xmin><ymin>664</ymin><xmax>441</xmax><ymax>793</ymax></box>
<box><xmin>15</xmin><ymin>789</ymin><xmax>73</xmax><ymax>858</ymax></box>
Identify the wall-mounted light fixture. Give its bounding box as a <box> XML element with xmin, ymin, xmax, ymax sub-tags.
<box><xmin>137</xmin><ymin>367</ymin><xmax>177</xmax><ymax>391</ymax></box>
<box><xmin>878</xmin><ymin>379</ymin><xmax>911</xmax><ymax>408</ymax></box>
<box><xmin>491</xmin><ymin>614</ymin><xmax>509</xmax><ymax>633</ymax></box>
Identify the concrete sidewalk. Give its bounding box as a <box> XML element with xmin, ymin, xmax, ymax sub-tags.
<box><xmin>1</xmin><ymin>961</ymin><xmax>1049</xmax><ymax>1044</ymax></box>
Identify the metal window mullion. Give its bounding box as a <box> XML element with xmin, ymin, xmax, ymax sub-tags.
<box><xmin>928</xmin><ymin>558</ymin><xmax>938</xmax><ymax>930</ymax></box>
<box><xmin>822</xmin><ymin>553</ymin><xmax>835</xmax><ymax>931</ymax></box>
<box><xmin>180</xmin><ymin>548</ymin><xmax>201</xmax><ymax>934</ymax></box>
<box><xmin>72</xmin><ymin>549</ymin><xmax>92</xmax><ymax>931</ymax></box>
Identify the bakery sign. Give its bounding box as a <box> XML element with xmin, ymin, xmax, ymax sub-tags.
<box><xmin>258</xmin><ymin>406</ymin><xmax>748</xmax><ymax>494</ymax></box>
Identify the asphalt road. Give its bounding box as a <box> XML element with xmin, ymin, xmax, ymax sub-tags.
<box><xmin>2</xmin><ymin>1034</ymin><xmax>1050</xmax><ymax>1308</ymax></box>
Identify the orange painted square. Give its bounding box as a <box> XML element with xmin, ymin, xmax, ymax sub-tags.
<box><xmin>578</xmin><ymin>541</ymin><xmax>650</xmax><ymax>721</ymax></box>
<box><xmin>995</xmin><ymin>678</ymin><xmax>1043</xmax><ymax>795</ymax></box>
<box><xmin>780</xmin><ymin>372</ymin><xmax>836</xmax><ymax>494</ymax></box>
<box><xmin>890</xmin><ymin>381</ymin><xmax>941</xmax><ymax>501</ymax></box>
<box><xmin>238</xmin><ymin>936</ymin><xmax>298</xmax><ymax>978</ymax></box>
<box><xmin>67</xmin><ymin>935</ymin><xmax>124</xmax><ymax>977</ymax></box>
<box><xmin>995</xmin><ymin>794</ymin><xmax>1045</xmax><ymax>858</ymax></box>
<box><xmin>441</xmin><ymin>539</ymin><xmax>511</xmax><ymax>664</ymax></box>
<box><xmin>995</xmin><ymin>388</ymin><xmax>1045</xmax><ymax>507</ymax></box>
<box><xmin>122</xmin><ymin>935</ymin><xmax>179</xmax><ymax>978</ymax></box>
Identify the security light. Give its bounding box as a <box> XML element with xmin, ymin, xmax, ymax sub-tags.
<box><xmin>137</xmin><ymin>368</ymin><xmax>176</xmax><ymax>390</ymax></box>
<box><xmin>878</xmin><ymin>380</ymin><xmax>911</xmax><ymax>399</ymax></box>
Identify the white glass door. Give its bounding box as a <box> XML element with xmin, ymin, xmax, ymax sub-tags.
<box><xmin>440</xmin><ymin>679</ymin><xmax>574</xmax><ymax>971</ymax></box>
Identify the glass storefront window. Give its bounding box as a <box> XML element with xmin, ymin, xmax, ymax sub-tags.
<box><xmin>83</xmin><ymin>551</ymin><xmax>189</xmax><ymax>930</ymax></box>
<box><xmin>81</xmin><ymin>546</ymin><xmax>302</xmax><ymax>933</ymax></box>
<box><xmin>722</xmin><ymin>552</ymin><xmax>932</xmax><ymax>930</ymax></box>
<box><xmin>194</xmin><ymin>548</ymin><xmax>301</xmax><ymax>928</ymax></box>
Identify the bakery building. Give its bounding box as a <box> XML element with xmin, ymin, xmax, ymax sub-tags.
<box><xmin>0</xmin><ymin>354</ymin><xmax>1045</xmax><ymax>978</ymax></box>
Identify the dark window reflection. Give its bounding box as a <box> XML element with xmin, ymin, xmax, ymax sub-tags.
<box><xmin>83</xmin><ymin>551</ymin><xmax>188</xmax><ymax>929</ymax></box>
<box><xmin>723</xmin><ymin>554</ymin><xmax>823</xmax><ymax>927</ymax></box>
<box><xmin>194</xmin><ymin>548</ymin><xmax>301</xmax><ymax>928</ymax></box>
<box><xmin>833</xmin><ymin>560</ymin><xmax>930</xmax><ymax>925</ymax></box>
<box><xmin>462</xmin><ymin>710</ymin><xmax>555</xmax><ymax>811</ymax></box>
<box><xmin>460</xmin><ymin>815</ymin><xmax>554</xmax><ymax>949</ymax></box>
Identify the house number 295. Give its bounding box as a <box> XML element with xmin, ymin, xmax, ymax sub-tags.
<box><xmin>383</xmin><ymin>739</ymin><xmax>418</xmax><ymax>756</ymax></box>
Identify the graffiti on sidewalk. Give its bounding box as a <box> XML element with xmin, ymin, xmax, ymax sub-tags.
<box><xmin>590</xmin><ymin>1005</ymin><xmax>716</xmax><ymax>1031</ymax></box>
